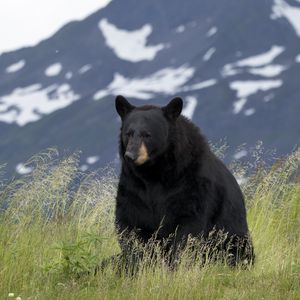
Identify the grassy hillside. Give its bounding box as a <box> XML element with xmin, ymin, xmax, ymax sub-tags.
<box><xmin>0</xmin><ymin>148</ymin><xmax>299</xmax><ymax>300</ymax></box>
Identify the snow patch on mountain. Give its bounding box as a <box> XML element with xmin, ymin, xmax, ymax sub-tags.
<box><xmin>78</xmin><ymin>64</ymin><xmax>92</xmax><ymax>74</ymax></box>
<box><xmin>99</xmin><ymin>19</ymin><xmax>165</xmax><ymax>62</ymax></box>
<box><xmin>207</xmin><ymin>27</ymin><xmax>218</xmax><ymax>37</ymax></box>
<box><xmin>235</xmin><ymin>46</ymin><xmax>284</xmax><ymax>67</ymax></box>
<box><xmin>230</xmin><ymin>80</ymin><xmax>283</xmax><ymax>98</ymax></box>
<box><xmin>6</xmin><ymin>60</ymin><xmax>26</xmax><ymax>73</ymax></box>
<box><xmin>182</xmin><ymin>96</ymin><xmax>197</xmax><ymax>120</ymax></box>
<box><xmin>180</xmin><ymin>79</ymin><xmax>217</xmax><ymax>92</ymax></box>
<box><xmin>94</xmin><ymin>65</ymin><xmax>195</xmax><ymax>100</ymax></box>
<box><xmin>65</xmin><ymin>72</ymin><xmax>73</xmax><ymax>80</ymax></box>
<box><xmin>45</xmin><ymin>63</ymin><xmax>62</xmax><ymax>77</ymax></box>
<box><xmin>175</xmin><ymin>25</ymin><xmax>185</xmax><ymax>33</ymax></box>
<box><xmin>222</xmin><ymin>46</ymin><xmax>285</xmax><ymax>78</ymax></box>
<box><xmin>248</xmin><ymin>65</ymin><xmax>286</xmax><ymax>77</ymax></box>
<box><xmin>231</xmin><ymin>80</ymin><xmax>282</xmax><ymax>114</ymax></box>
<box><xmin>272</xmin><ymin>0</ymin><xmax>300</xmax><ymax>37</ymax></box>
<box><xmin>233</xmin><ymin>98</ymin><xmax>247</xmax><ymax>114</ymax></box>
<box><xmin>203</xmin><ymin>48</ymin><xmax>216</xmax><ymax>61</ymax></box>
<box><xmin>222</xmin><ymin>65</ymin><xmax>241</xmax><ymax>77</ymax></box>
<box><xmin>225</xmin><ymin>46</ymin><xmax>284</xmax><ymax>72</ymax></box>
<box><xmin>244</xmin><ymin>108</ymin><xmax>256</xmax><ymax>116</ymax></box>
<box><xmin>0</xmin><ymin>84</ymin><xmax>80</xmax><ymax>126</ymax></box>
<box><xmin>264</xmin><ymin>93</ymin><xmax>275</xmax><ymax>102</ymax></box>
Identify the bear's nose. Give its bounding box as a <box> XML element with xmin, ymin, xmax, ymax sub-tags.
<box><xmin>124</xmin><ymin>151</ymin><xmax>136</xmax><ymax>161</ymax></box>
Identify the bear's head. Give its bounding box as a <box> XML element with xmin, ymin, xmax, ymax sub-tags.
<box><xmin>115</xmin><ymin>95</ymin><xmax>183</xmax><ymax>166</ymax></box>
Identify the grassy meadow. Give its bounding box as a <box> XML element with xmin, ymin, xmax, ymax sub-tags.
<box><xmin>0</xmin><ymin>148</ymin><xmax>299</xmax><ymax>300</ymax></box>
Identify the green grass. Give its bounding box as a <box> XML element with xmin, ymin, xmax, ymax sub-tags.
<box><xmin>0</xmin><ymin>148</ymin><xmax>299</xmax><ymax>300</ymax></box>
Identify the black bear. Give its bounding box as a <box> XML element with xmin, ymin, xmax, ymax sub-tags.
<box><xmin>115</xmin><ymin>95</ymin><xmax>254</xmax><ymax>268</ymax></box>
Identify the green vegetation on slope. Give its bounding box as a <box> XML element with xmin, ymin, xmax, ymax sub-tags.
<box><xmin>0</xmin><ymin>148</ymin><xmax>299</xmax><ymax>300</ymax></box>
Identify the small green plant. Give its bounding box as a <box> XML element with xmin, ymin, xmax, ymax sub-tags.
<box><xmin>45</xmin><ymin>233</ymin><xmax>106</xmax><ymax>277</ymax></box>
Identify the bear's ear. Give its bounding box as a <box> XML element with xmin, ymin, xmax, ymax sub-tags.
<box><xmin>162</xmin><ymin>97</ymin><xmax>183</xmax><ymax>121</ymax></box>
<box><xmin>115</xmin><ymin>95</ymin><xmax>135</xmax><ymax>119</ymax></box>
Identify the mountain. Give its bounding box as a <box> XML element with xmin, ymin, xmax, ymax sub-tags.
<box><xmin>0</xmin><ymin>0</ymin><xmax>299</xmax><ymax>176</ymax></box>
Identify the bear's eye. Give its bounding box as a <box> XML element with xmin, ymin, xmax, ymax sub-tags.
<box><xmin>142</xmin><ymin>132</ymin><xmax>151</xmax><ymax>138</ymax></box>
<box><xmin>125</xmin><ymin>131</ymin><xmax>133</xmax><ymax>137</ymax></box>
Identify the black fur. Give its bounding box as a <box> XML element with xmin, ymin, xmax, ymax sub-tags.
<box><xmin>114</xmin><ymin>95</ymin><xmax>254</xmax><ymax>269</ymax></box>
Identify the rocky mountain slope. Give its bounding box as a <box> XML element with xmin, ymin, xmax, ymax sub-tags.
<box><xmin>0</xmin><ymin>0</ymin><xmax>299</xmax><ymax>176</ymax></box>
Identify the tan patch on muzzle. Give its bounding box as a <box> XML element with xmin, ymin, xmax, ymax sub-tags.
<box><xmin>136</xmin><ymin>142</ymin><xmax>149</xmax><ymax>165</ymax></box>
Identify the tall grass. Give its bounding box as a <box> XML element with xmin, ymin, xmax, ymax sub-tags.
<box><xmin>0</xmin><ymin>148</ymin><xmax>299</xmax><ymax>300</ymax></box>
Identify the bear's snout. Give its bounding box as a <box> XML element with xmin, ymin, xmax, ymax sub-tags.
<box><xmin>124</xmin><ymin>142</ymin><xmax>149</xmax><ymax>165</ymax></box>
<box><xmin>124</xmin><ymin>151</ymin><xmax>136</xmax><ymax>162</ymax></box>
<box><xmin>124</xmin><ymin>138</ymin><xmax>139</xmax><ymax>162</ymax></box>
<box><xmin>136</xmin><ymin>142</ymin><xmax>149</xmax><ymax>165</ymax></box>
